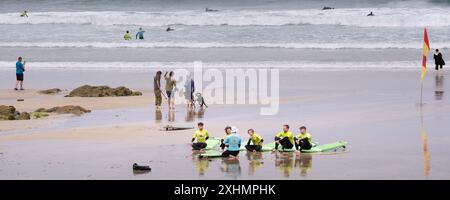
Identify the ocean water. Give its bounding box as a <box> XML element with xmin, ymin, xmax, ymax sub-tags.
<box><xmin>0</xmin><ymin>0</ymin><xmax>449</xmax><ymax>69</ymax></box>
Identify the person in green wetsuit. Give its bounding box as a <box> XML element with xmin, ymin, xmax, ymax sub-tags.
<box><xmin>136</xmin><ymin>27</ymin><xmax>145</xmax><ymax>40</ymax></box>
<box><xmin>124</xmin><ymin>31</ymin><xmax>132</xmax><ymax>40</ymax></box>
<box><xmin>20</xmin><ymin>10</ymin><xmax>28</xmax><ymax>17</ymax></box>
<box><xmin>294</xmin><ymin>126</ymin><xmax>312</xmax><ymax>152</ymax></box>
<box><xmin>191</xmin><ymin>122</ymin><xmax>209</xmax><ymax>150</ymax></box>
<box><xmin>272</xmin><ymin>124</ymin><xmax>294</xmax><ymax>151</ymax></box>
<box><xmin>245</xmin><ymin>129</ymin><xmax>264</xmax><ymax>152</ymax></box>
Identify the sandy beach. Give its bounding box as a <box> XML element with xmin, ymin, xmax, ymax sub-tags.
<box><xmin>1</xmin><ymin>0</ymin><xmax>450</xmax><ymax>181</ymax></box>
<box><xmin>1</xmin><ymin>69</ymin><xmax>449</xmax><ymax>179</ymax></box>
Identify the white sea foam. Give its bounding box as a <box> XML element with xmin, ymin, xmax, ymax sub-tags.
<box><xmin>0</xmin><ymin>41</ymin><xmax>448</xmax><ymax>49</ymax></box>
<box><xmin>1</xmin><ymin>8</ymin><xmax>450</xmax><ymax>27</ymax></box>
<box><xmin>0</xmin><ymin>61</ymin><xmax>424</xmax><ymax>71</ymax></box>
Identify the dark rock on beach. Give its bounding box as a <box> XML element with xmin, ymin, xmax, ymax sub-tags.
<box><xmin>0</xmin><ymin>105</ymin><xmax>29</xmax><ymax>120</ymax></box>
<box><xmin>35</xmin><ymin>105</ymin><xmax>91</xmax><ymax>116</ymax></box>
<box><xmin>38</xmin><ymin>88</ymin><xmax>62</xmax><ymax>95</ymax></box>
<box><xmin>65</xmin><ymin>85</ymin><xmax>142</xmax><ymax>97</ymax></box>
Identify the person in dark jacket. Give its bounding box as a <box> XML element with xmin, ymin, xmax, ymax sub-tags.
<box><xmin>434</xmin><ymin>49</ymin><xmax>445</xmax><ymax>70</ymax></box>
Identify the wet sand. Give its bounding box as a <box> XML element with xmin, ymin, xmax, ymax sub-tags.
<box><xmin>1</xmin><ymin>69</ymin><xmax>450</xmax><ymax>179</ymax></box>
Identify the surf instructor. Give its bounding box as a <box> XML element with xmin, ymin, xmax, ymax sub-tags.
<box><xmin>221</xmin><ymin>127</ymin><xmax>242</xmax><ymax>159</ymax></box>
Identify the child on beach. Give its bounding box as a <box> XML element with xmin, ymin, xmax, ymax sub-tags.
<box><xmin>273</xmin><ymin>124</ymin><xmax>294</xmax><ymax>151</ymax></box>
<box><xmin>220</xmin><ymin>126</ymin><xmax>232</xmax><ymax>150</ymax></box>
<box><xmin>294</xmin><ymin>126</ymin><xmax>313</xmax><ymax>152</ymax></box>
<box><xmin>221</xmin><ymin>127</ymin><xmax>242</xmax><ymax>159</ymax></box>
<box><xmin>15</xmin><ymin>57</ymin><xmax>26</xmax><ymax>90</ymax></box>
<box><xmin>191</xmin><ymin>122</ymin><xmax>209</xmax><ymax>151</ymax></box>
<box><xmin>245</xmin><ymin>129</ymin><xmax>264</xmax><ymax>152</ymax></box>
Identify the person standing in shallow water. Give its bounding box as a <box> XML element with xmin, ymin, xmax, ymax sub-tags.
<box><xmin>136</xmin><ymin>27</ymin><xmax>145</xmax><ymax>40</ymax></box>
<box><xmin>434</xmin><ymin>49</ymin><xmax>445</xmax><ymax>70</ymax></box>
<box><xmin>15</xmin><ymin>57</ymin><xmax>26</xmax><ymax>90</ymax></box>
<box><xmin>154</xmin><ymin>71</ymin><xmax>162</xmax><ymax>110</ymax></box>
<box><xmin>165</xmin><ymin>71</ymin><xmax>176</xmax><ymax>110</ymax></box>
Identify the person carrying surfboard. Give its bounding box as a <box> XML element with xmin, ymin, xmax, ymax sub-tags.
<box><xmin>245</xmin><ymin>129</ymin><xmax>264</xmax><ymax>152</ymax></box>
<box><xmin>294</xmin><ymin>126</ymin><xmax>312</xmax><ymax>152</ymax></box>
<box><xmin>221</xmin><ymin>127</ymin><xmax>242</xmax><ymax>159</ymax></box>
<box><xmin>220</xmin><ymin>126</ymin><xmax>232</xmax><ymax>150</ymax></box>
<box><xmin>273</xmin><ymin>124</ymin><xmax>294</xmax><ymax>151</ymax></box>
<box><xmin>191</xmin><ymin>122</ymin><xmax>209</xmax><ymax>150</ymax></box>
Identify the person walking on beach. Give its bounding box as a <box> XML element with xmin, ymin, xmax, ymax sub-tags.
<box><xmin>165</xmin><ymin>71</ymin><xmax>176</xmax><ymax>109</ymax></box>
<box><xmin>15</xmin><ymin>57</ymin><xmax>26</xmax><ymax>90</ymax></box>
<box><xmin>434</xmin><ymin>49</ymin><xmax>445</xmax><ymax>70</ymax></box>
<box><xmin>154</xmin><ymin>71</ymin><xmax>162</xmax><ymax>110</ymax></box>
<box><xmin>136</xmin><ymin>27</ymin><xmax>145</xmax><ymax>40</ymax></box>
<box><xmin>245</xmin><ymin>129</ymin><xmax>264</xmax><ymax>152</ymax></box>
<box><xmin>124</xmin><ymin>30</ymin><xmax>132</xmax><ymax>40</ymax></box>
<box><xmin>273</xmin><ymin>124</ymin><xmax>294</xmax><ymax>151</ymax></box>
<box><xmin>222</xmin><ymin>127</ymin><xmax>242</xmax><ymax>159</ymax></box>
<box><xmin>191</xmin><ymin>122</ymin><xmax>209</xmax><ymax>151</ymax></box>
<box><xmin>294</xmin><ymin>126</ymin><xmax>313</xmax><ymax>153</ymax></box>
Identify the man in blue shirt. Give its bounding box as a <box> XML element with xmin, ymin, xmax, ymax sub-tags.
<box><xmin>15</xmin><ymin>57</ymin><xmax>26</xmax><ymax>90</ymax></box>
<box><xmin>222</xmin><ymin>127</ymin><xmax>242</xmax><ymax>159</ymax></box>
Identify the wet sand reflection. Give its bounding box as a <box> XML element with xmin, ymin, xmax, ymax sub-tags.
<box><xmin>435</xmin><ymin>73</ymin><xmax>444</xmax><ymax>100</ymax></box>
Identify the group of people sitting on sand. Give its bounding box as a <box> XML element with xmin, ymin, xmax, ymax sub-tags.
<box><xmin>191</xmin><ymin>122</ymin><xmax>313</xmax><ymax>159</ymax></box>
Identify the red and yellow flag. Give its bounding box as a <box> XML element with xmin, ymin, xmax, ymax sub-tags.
<box><xmin>421</xmin><ymin>28</ymin><xmax>430</xmax><ymax>82</ymax></box>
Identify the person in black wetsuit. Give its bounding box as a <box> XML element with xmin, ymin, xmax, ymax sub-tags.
<box><xmin>434</xmin><ymin>49</ymin><xmax>446</xmax><ymax>70</ymax></box>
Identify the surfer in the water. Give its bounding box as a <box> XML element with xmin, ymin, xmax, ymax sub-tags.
<box><xmin>220</xmin><ymin>126</ymin><xmax>232</xmax><ymax>150</ymax></box>
<box><xmin>135</xmin><ymin>27</ymin><xmax>145</xmax><ymax>40</ymax></box>
<box><xmin>294</xmin><ymin>126</ymin><xmax>312</xmax><ymax>153</ymax></box>
<box><xmin>273</xmin><ymin>125</ymin><xmax>294</xmax><ymax>151</ymax></box>
<box><xmin>322</xmin><ymin>6</ymin><xmax>334</xmax><ymax>10</ymax></box>
<box><xmin>367</xmin><ymin>11</ymin><xmax>374</xmax><ymax>16</ymax></box>
<box><xmin>205</xmin><ymin>7</ymin><xmax>219</xmax><ymax>12</ymax></box>
<box><xmin>221</xmin><ymin>127</ymin><xmax>242</xmax><ymax>159</ymax></box>
<box><xmin>245</xmin><ymin>129</ymin><xmax>264</xmax><ymax>152</ymax></box>
<box><xmin>123</xmin><ymin>30</ymin><xmax>132</xmax><ymax>40</ymax></box>
<box><xmin>20</xmin><ymin>10</ymin><xmax>28</xmax><ymax>17</ymax></box>
<box><xmin>166</xmin><ymin>26</ymin><xmax>175</xmax><ymax>32</ymax></box>
<box><xmin>191</xmin><ymin>122</ymin><xmax>210</xmax><ymax>151</ymax></box>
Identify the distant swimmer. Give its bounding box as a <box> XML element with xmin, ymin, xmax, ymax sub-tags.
<box><xmin>166</xmin><ymin>26</ymin><xmax>175</xmax><ymax>32</ymax></box>
<box><xmin>135</xmin><ymin>27</ymin><xmax>145</xmax><ymax>40</ymax></box>
<box><xmin>322</xmin><ymin>6</ymin><xmax>334</xmax><ymax>10</ymax></box>
<box><xmin>205</xmin><ymin>7</ymin><xmax>218</xmax><ymax>12</ymax></box>
<box><xmin>123</xmin><ymin>30</ymin><xmax>132</xmax><ymax>40</ymax></box>
<box><xmin>20</xmin><ymin>10</ymin><xmax>28</xmax><ymax>17</ymax></box>
<box><xmin>367</xmin><ymin>11</ymin><xmax>374</xmax><ymax>16</ymax></box>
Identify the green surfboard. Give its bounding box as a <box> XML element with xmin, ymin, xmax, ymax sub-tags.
<box><xmin>204</xmin><ymin>138</ymin><xmax>221</xmax><ymax>150</ymax></box>
<box><xmin>263</xmin><ymin>141</ymin><xmax>347</xmax><ymax>153</ymax></box>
